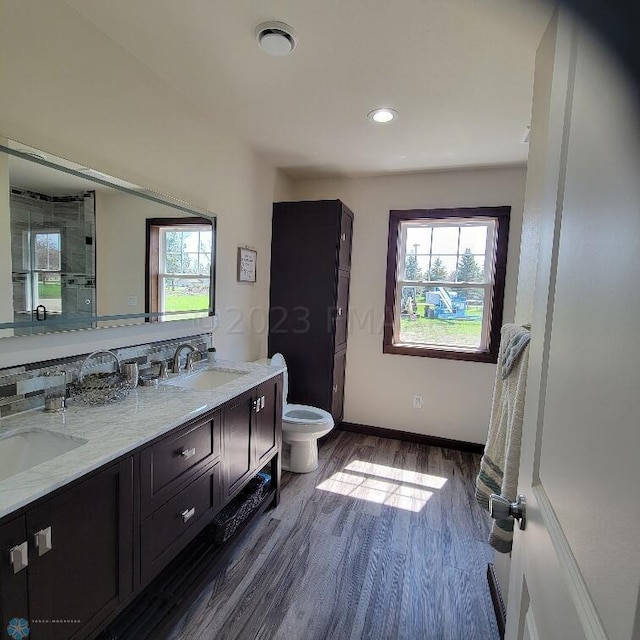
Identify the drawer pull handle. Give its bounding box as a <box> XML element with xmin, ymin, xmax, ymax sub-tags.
<box><xmin>35</xmin><ymin>526</ymin><xmax>53</xmax><ymax>557</ymax></box>
<box><xmin>180</xmin><ymin>447</ymin><xmax>196</xmax><ymax>460</ymax></box>
<box><xmin>261</xmin><ymin>395</ymin><xmax>265</xmax><ymax>410</ymax></box>
<box><xmin>9</xmin><ymin>541</ymin><xmax>28</xmax><ymax>574</ymax></box>
<box><xmin>333</xmin><ymin>384</ymin><xmax>338</xmax><ymax>393</ymax></box>
<box><xmin>181</xmin><ymin>507</ymin><xmax>196</xmax><ymax>523</ymax></box>
<box><xmin>341</xmin><ymin>233</ymin><xmax>346</xmax><ymax>242</ymax></box>
<box><xmin>337</xmin><ymin>308</ymin><xmax>343</xmax><ymax>316</ymax></box>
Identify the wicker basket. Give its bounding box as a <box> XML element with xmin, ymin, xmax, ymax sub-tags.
<box><xmin>208</xmin><ymin>473</ymin><xmax>271</xmax><ymax>543</ymax></box>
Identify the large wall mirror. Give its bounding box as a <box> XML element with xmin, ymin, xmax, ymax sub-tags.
<box><xmin>0</xmin><ymin>139</ymin><xmax>216</xmax><ymax>339</ymax></box>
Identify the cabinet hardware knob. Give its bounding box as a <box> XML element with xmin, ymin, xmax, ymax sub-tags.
<box><xmin>341</xmin><ymin>233</ymin><xmax>346</xmax><ymax>242</ymax></box>
<box><xmin>261</xmin><ymin>395</ymin><xmax>266</xmax><ymax>409</ymax></box>
<box><xmin>180</xmin><ymin>447</ymin><xmax>196</xmax><ymax>460</ymax></box>
<box><xmin>181</xmin><ymin>507</ymin><xmax>196</xmax><ymax>523</ymax></box>
<box><xmin>9</xmin><ymin>541</ymin><xmax>28</xmax><ymax>574</ymax></box>
<box><xmin>34</xmin><ymin>526</ymin><xmax>53</xmax><ymax>557</ymax></box>
<box><xmin>337</xmin><ymin>308</ymin><xmax>343</xmax><ymax>316</ymax></box>
<box><xmin>333</xmin><ymin>385</ymin><xmax>338</xmax><ymax>393</ymax></box>
<box><xmin>254</xmin><ymin>399</ymin><xmax>261</xmax><ymax>413</ymax></box>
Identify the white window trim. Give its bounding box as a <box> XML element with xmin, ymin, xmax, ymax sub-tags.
<box><xmin>393</xmin><ymin>218</ymin><xmax>497</xmax><ymax>352</ymax></box>
<box><xmin>157</xmin><ymin>225</ymin><xmax>212</xmax><ymax>317</ymax></box>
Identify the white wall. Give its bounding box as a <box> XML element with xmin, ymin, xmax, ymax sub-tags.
<box><xmin>0</xmin><ymin>0</ymin><xmax>292</xmax><ymax>365</ymax></box>
<box><xmin>293</xmin><ymin>166</ymin><xmax>526</xmax><ymax>444</ymax></box>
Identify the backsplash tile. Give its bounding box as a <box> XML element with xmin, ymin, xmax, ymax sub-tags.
<box><xmin>0</xmin><ymin>333</ymin><xmax>211</xmax><ymax>417</ymax></box>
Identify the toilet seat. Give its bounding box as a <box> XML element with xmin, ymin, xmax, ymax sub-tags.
<box><xmin>283</xmin><ymin>403</ymin><xmax>333</xmax><ymax>425</ymax></box>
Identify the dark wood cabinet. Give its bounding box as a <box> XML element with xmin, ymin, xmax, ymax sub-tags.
<box><xmin>254</xmin><ymin>379</ymin><xmax>281</xmax><ymax>467</ymax></box>
<box><xmin>223</xmin><ymin>378</ymin><xmax>282</xmax><ymax>501</ymax></box>
<box><xmin>222</xmin><ymin>390</ymin><xmax>254</xmax><ymax>500</ymax></box>
<box><xmin>0</xmin><ymin>374</ymin><xmax>282</xmax><ymax>640</ymax></box>
<box><xmin>141</xmin><ymin>374</ymin><xmax>281</xmax><ymax>584</ymax></box>
<box><xmin>269</xmin><ymin>199</ymin><xmax>354</xmax><ymax>423</ymax></box>
<box><xmin>0</xmin><ymin>459</ymin><xmax>134</xmax><ymax>640</ymax></box>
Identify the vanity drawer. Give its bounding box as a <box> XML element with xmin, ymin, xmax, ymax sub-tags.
<box><xmin>140</xmin><ymin>462</ymin><xmax>222</xmax><ymax>585</ymax></box>
<box><xmin>140</xmin><ymin>409</ymin><xmax>221</xmax><ymax>518</ymax></box>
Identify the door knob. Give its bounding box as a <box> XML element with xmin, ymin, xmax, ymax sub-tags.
<box><xmin>489</xmin><ymin>494</ymin><xmax>527</xmax><ymax>530</ymax></box>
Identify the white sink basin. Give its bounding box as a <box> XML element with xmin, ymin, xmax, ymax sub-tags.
<box><xmin>162</xmin><ymin>368</ymin><xmax>247</xmax><ymax>392</ymax></box>
<box><xmin>0</xmin><ymin>429</ymin><xmax>88</xmax><ymax>482</ymax></box>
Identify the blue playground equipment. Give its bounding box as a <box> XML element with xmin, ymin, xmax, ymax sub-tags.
<box><xmin>425</xmin><ymin>288</ymin><xmax>467</xmax><ymax>319</ymax></box>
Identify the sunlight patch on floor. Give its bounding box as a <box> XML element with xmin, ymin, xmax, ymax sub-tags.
<box><xmin>316</xmin><ymin>460</ymin><xmax>447</xmax><ymax>512</ymax></box>
<box><xmin>344</xmin><ymin>460</ymin><xmax>448</xmax><ymax>489</ymax></box>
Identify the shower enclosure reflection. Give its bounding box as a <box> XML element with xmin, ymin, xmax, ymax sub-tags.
<box><xmin>10</xmin><ymin>188</ymin><xmax>96</xmax><ymax>335</ymax></box>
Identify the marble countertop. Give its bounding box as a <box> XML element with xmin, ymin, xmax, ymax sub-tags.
<box><xmin>0</xmin><ymin>359</ymin><xmax>284</xmax><ymax>521</ymax></box>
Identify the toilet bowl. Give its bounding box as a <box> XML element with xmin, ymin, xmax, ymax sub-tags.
<box><xmin>270</xmin><ymin>353</ymin><xmax>334</xmax><ymax>473</ymax></box>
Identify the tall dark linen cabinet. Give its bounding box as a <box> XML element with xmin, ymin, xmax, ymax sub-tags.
<box><xmin>268</xmin><ymin>200</ymin><xmax>354</xmax><ymax>424</ymax></box>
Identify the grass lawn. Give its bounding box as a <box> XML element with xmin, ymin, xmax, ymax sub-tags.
<box><xmin>38</xmin><ymin>282</ymin><xmax>61</xmax><ymax>299</ymax></box>
<box><xmin>400</xmin><ymin>315</ymin><xmax>482</xmax><ymax>348</ymax></box>
<box><xmin>164</xmin><ymin>292</ymin><xmax>209</xmax><ymax>313</ymax></box>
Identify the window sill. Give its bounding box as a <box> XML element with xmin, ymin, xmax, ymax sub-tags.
<box><xmin>383</xmin><ymin>342</ymin><xmax>497</xmax><ymax>363</ymax></box>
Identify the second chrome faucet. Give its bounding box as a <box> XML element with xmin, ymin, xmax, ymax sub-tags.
<box><xmin>172</xmin><ymin>343</ymin><xmax>199</xmax><ymax>373</ymax></box>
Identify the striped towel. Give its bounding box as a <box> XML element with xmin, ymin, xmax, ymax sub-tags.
<box><xmin>475</xmin><ymin>323</ymin><xmax>531</xmax><ymax>553</ymax></box>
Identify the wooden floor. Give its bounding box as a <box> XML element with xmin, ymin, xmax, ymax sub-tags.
<box><xmin>166</xmin><ymin>430</ymin><xmax>499</xmax><ymax>640</ymax></box>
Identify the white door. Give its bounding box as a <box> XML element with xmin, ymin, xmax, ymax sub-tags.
<box><xmin>505</xmin><ymin>10</ymin><xmax>640</xmax><ymax>640</ymax></box>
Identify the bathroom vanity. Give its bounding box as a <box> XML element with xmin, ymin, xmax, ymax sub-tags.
<box><xmin>0</xmin><ymin>360</ymin><xmax>283</xmax><ymax>640</ymax></box>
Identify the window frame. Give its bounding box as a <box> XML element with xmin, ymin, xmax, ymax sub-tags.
<box><xmin>383</xmin><ymin>206</ymin><xmax>510</xmax><ymax>363</ymax></box>
<box><xmin>145</xmin><ymin>217</ymin><xmax>216</xmax><ymax>322</ymax></box>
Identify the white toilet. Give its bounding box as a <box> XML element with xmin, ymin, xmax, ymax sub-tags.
<box><xmin>270</xmin><ymin>353</ymin><xmax>335</xmax><ymax>473</ymax></box>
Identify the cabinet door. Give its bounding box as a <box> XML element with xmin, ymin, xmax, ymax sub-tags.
<box><xmin>254</xmin><ymin>378</ymin><xmax>281</xmax><ymax>467</ymax></box>
<box><xmin>331</xmin><ymin>350</ymin><xmax>347</xmax><ymax>424</ymax></box>
<box><xmin>223</xmin><ymin>390</ymin><xmax>254</xmax><ymax>500</ymax></box>
<box><xmin>0</xmin><ymin>516</ymin><xmax>29</xmax><ymax>639</ymax></box>
<box><xmin>339</xmin><ymin>208</ymin><xmax>353</xmax><ymax>271</ymax></box>
<box><xmin>334</xmin><ymin>272</ymin><xmax>350</xmax><ymax>351</ymax></box>
<box><xmin>27</xmin><ymin>458</ymin><xmax>134</xmax><ymax>640</ymax></box>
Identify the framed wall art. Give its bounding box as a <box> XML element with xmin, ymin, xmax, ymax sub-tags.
<box><xmin>237</xmin><ymin>247</ymin><xmax>257</xmax><ymax>283</ymax></box>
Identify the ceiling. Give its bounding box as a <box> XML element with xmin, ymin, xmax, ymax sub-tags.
<box><xmin>65</xmin><ymin>0</ymin><xmax>553</xmax><ymax>179</ymax></box>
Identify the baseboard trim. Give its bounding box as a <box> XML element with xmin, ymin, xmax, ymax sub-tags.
<box><xmin>487</xmin><ymin>563</ymin><xmax>506</xmax><ymax>639</ymax></box>
<box><xmin>338</xmin><ymin>422</ymin><xmax>484</xmax><ymax>454</ymax></box>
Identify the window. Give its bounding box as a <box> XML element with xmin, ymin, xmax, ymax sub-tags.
<box><xmin>383</xmin><ymin>207</ymin><xmax>510</xmax><ymax>362</ymax></box>
<box><xmin>29</xmin><ymin>231</ymin><xmax>62</xmax><ymax>314</ymax></box>
<box><xmin>146</xmin><ymin>217</ymin><xmax>215</xmax><ymax>321</ymax></box>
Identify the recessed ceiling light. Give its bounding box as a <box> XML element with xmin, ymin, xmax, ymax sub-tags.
<box><xmin>368</xmin><ymin>108</ymin><xmax>398</xmax><ymax>124</ymax></box>
<box><xmin>255</xmin><ymin>21</ymin><xmax>298</xmax><ymax>56</ymax></box>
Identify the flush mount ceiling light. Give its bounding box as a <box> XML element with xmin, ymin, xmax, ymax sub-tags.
<box><xmin>367</xmin><ymin>108</ymin><xmax>398</xmax><ymax>124</ymax></box>
<box><xmin>255</xmin><ymin>21</ymin><xmax>298</xmax><ymax>56</ymax></box>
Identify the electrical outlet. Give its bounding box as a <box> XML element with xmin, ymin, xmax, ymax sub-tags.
<box><xmin>412</xmin><ymin>393</ymin><xmax>423</xmax><ymax>410</ymax></box>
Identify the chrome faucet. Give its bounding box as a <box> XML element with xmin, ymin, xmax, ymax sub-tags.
<box><xmin>172</xmin><ymin>343</ymin><xmax>197</xmax><ymax>373</ymax></box>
